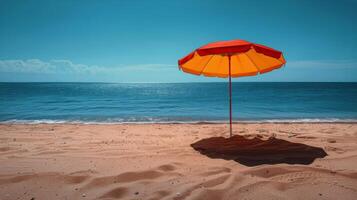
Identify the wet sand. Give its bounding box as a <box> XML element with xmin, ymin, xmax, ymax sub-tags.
<box><xmin>0</xmin><ymin>123</ymin><xmax>357</xmax><ymax>200</ymax></box>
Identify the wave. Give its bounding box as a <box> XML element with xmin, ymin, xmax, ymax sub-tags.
<box><xmin>1</xmin><ymin>118</ymin><xmax>357</xmax><ymax>125</ymax></box>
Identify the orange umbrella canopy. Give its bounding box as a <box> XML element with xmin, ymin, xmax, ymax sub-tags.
<box><xmin>178</xmin><ymin>39</ymin><xmax>286</xmax><ymax>77</ymax></box>
<box><xmin>178</xmin><ymin>39</ymin><xmax>286</xmax><ymax>137</ymax></box>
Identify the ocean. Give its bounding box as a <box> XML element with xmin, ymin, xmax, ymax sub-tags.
<box><xmin>1</xmin><ymin>82</ymin><xmax>357</xmax><ymax>123</ymax></box>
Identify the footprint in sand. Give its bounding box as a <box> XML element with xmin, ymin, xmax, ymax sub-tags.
<box><xmin>0</xmin><ymin>146</ymin><xmax>11</xmax><ymax>152</ymax></box>
<box><xmin>327</xmin><ymin>139</ymin><xmax>336</xmax><ymax>143</ymax></box>
<box><xmin>64</xmin><ymin>175</ymin><xmax>90</xmax><ymax>184</ymax></box>
<box><xmin>200</xmin><ymin>174</ymin><xmax>231</xmax><ymax>188</ymax></box>
<box><xmin>200</xmin><ymin>167</ymin><xmax>231</xmax><ymax>176</ymax></box>
<box><xmin>100</xmin><ymin>187</ymin><xmax>128</xmax><ymax>199</ymax></box>
<box><xmin>158</xmin><ymin>164</ymin><xmax>177</xmax><ymax>172</ymax></box>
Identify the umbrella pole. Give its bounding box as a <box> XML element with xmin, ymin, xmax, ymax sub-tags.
<box><xmin>228</xmin><ymin>55</ymin><xmax>232</xmax><ymax>137</ymax></box>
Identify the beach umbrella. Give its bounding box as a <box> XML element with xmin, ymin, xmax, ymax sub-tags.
<box><xmin>178</xmin><ymin>39</ymin><xmax>286</xmax><ymax>137</ymax></box>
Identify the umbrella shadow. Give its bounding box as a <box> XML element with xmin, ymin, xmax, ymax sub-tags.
<box><xmin>191</xmin><ymin>135</ymin><xmax>327</xmax><ymax>166</ymax></box>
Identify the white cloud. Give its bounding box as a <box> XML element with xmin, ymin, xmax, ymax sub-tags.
<box><xmin>287</xmin><ymin>60</ymin><xmax>357</xmax><ymax>68</ymax></box>
<box><xmin>1</xmin><ymin>58</ymin><xmax>356</xmax><ymax>82</ymax></box>
<box><xmin>1</xmin><ymin>58</ymin><xmax>355</xmax><ymax>75</ymax></box>
<box><xmin>0</xmin><ymin>59</ymin><xmax>177</xmax><ymax>74</ymax></box>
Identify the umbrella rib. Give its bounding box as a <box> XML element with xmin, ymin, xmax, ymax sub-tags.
<box><xmin>199</xmin><ymin>55</ymin><xmax>215</xmax><ymax>75</ymax></box>
<box><xmin>208</xmin><ymin>54</ymin><xmax>225</xmax><ymax>77</ymax></box>
<box><xmin>231</xmin><ymin>55</ymin><xmax>240</xmax><ymax>77</ymax></box>
<box><xmin>245</xmin><ymin>53</ymin><xmax>261</xmax><ymax>74</ymax></box>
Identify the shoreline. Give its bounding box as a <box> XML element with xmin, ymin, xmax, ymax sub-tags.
<box><xmin>2</xmin><ymin>120</ymin><xmax>357</xmax><ymax>125</ymax></box>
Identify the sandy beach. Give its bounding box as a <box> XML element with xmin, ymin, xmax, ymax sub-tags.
<box><xmin>2</xmin><ymin>0</ymin><xmax>357</xmax><ymax>199</ymax></box>
<box><xmin>0</xmin><ymin>123</ymin><xmax>357</xmax><ymax>200</ymax></box>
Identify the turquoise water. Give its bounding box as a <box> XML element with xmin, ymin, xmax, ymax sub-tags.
<box><xmin>1</xmin><ymin>82</ymin><xmax>357</xmax><ymax>123</ymax></box>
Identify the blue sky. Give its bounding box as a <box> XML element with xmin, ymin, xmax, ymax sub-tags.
<box><xmin>0</xmin><ymin>0</ymin><xmax>357</xmax><ymax>82</ymax></box>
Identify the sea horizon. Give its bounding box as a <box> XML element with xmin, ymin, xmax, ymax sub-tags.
<box><xmin>1</xmin><ymin>82</ymin><xmax>357</xmax><ymax>124</ymax></box>
<box><xmin>1</xmin><ymin>81</ymin><xmax>357</xmax><ymax>83</ymax></box>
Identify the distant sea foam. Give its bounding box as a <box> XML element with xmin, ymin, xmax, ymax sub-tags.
<box><xmin>2</xmin><ymin>118</ymin><xmax>357</xmax><ymax>125</ymax></box>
